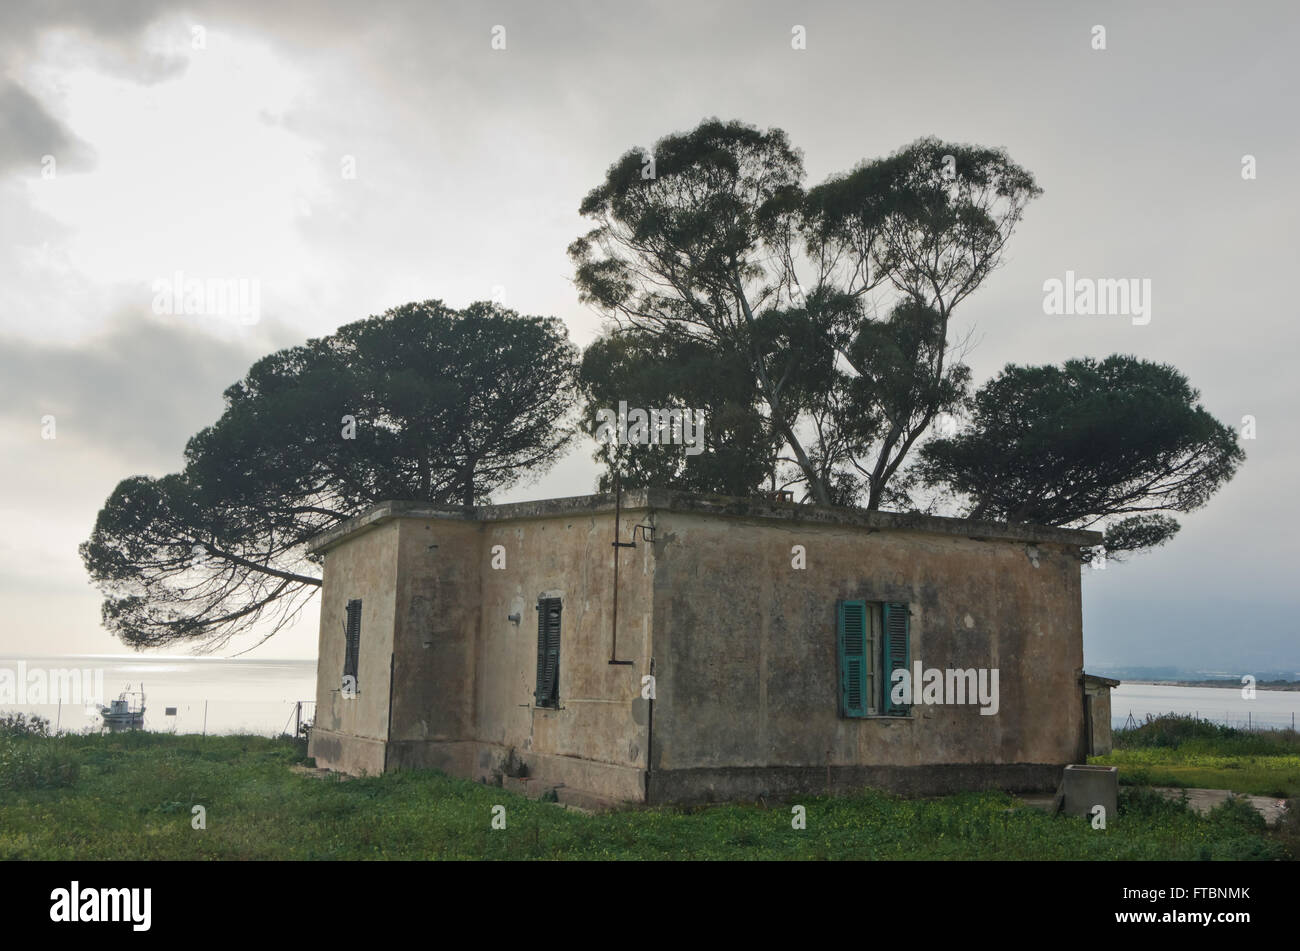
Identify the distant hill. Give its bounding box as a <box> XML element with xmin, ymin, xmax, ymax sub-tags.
<box><xmin>1088</xmin><ymin>665</ymin><xmax>1300</xmax><ymax>684</ymax></box>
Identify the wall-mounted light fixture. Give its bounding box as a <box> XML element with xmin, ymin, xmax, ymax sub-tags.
<box><xmin>507</xmin><ymin>612</ymin><xmax>521</xmax><ymax>625</ymax></box>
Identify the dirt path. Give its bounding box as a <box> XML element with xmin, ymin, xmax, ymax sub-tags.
<box><xmin>1151</xmin><ymin>787</ymin><xmax>1290</xmax><ymax>825</ymax></box>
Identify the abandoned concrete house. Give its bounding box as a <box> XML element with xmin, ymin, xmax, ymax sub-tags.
<box><xmin>306</xmin><ymin>489</ymin><xmax>1116</xmax><ymax>805</ymax></box>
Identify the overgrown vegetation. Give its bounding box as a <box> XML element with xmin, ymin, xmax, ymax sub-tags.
<box><xmin>1096</xmin><ymin>713</ymin><xmax>1300</xmax><ymax>799</ymax></box>
<box><xmin>0</xmin><ymin>714</ymin><xmax>80</xmax><ymax>792</ymax></box>
<box><xmin>0</xmin><ymin>729</ymin><xmax>1290</xmax><ymax>860</ymax></box>
<box><xmin>0</xmin><ymin>712</ymin><xmax>52</xmax><ymax>739</ymax></box>
<box><xmin>1114</xmin><ymin>713</ymin><xmax>1300</xmax><ymax>752</ymax></box>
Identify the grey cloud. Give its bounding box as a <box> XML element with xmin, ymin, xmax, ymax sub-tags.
<box><xmin>0</xmin><ymin>310</ymin><xmax>297</xmax><ymax>470</ymax></box>
<box><xmin>0</xmin><ymin>0</ymin><xmax>175</xmax><ymax>43</ymax></box>
<box><xmin>0</xmin><ymin>79</ymin><xmax>95</xmax><ymax>174</ymax></box>
<box><xmin>0</xmin><ymin>0</ymin><xmax>188</xmax><ymax>83</ymax></box>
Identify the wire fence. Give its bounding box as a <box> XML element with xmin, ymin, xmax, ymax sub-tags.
<box><xmin>280</xmin><ymin>700</ymin><xmax>316</xmax><ymax>739</ymax></box>
<box><xmin>1114</xmin><ymin>709</ymin><xmax>1298</xmax><ymax>732</ymax></box>
<box><xmin>10</xmin><ymin>699</ymin><xmax>318</xmax><ymax>738</ymax></box>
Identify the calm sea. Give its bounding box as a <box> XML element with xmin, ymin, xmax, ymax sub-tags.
<box><xmin>4</xmin><ymin>656</ymin><xmax>1298</xmax><ymax>735</ymax></box>
<box><xmin>1110</xmin><ymin>682</ymin><xmax>1300</xmax><ymax>730</ymax></box>
<box><xmin>1</xmin><ymin>655</ymin><xmax>317</xmax><ymax>736</ymax></box>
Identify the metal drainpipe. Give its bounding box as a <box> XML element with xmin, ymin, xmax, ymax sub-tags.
<box><xmin>645</xmin><ymin>656</ymin><xmax>655</xmax><ymax>802</ymax></box>
<box><xmin>609</xmin><ymin>475</ymin><xmax>634</xmax><ymax>666</ymax></box>
<box><xmin>611</xmin><ymin>480</ymin><xmax>622</xmax><ymax>661</ymax></box>
<box><xmin>384</xmin><ymin>652</ymin><xmax>395</xmax><ymax>771</ymax></box>
<box><xmin>610</xmin><ymin>473</ymin><xmax>653</xmax><ymax>799</ymax></box>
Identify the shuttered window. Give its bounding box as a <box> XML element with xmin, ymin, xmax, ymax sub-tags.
<box><xmin>343</xmin><ymin>598</ymin><xmax>362</xmax><ymax>690</ymax></box>
<box><xmin>882</xmin><ymin>601</ymin><xmax>911</xmax><ymax>716</ymax></box>
<box><xmin>535</xmin><ymin>597</ymin><xmax>562</xmax><ymax>708</ymax></box>
<box><xmin>838</xmin><ymin>599</ymin><xmax>909</xmax><ymax>717</ymax></box>
<box><xmin>837</xmin><ymin>600</ymin><xmax>868</xmax><ymax>717</ymax></box>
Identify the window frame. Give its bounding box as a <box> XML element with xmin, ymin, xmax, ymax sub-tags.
<box><xmin>343</xmin><ymin>597</ymin><xmax>362</xmax><ymax>693</ymax></box>
<box><xmin>838</xmin><ymin>599</ymin><xmax>909</xmax><ymax>718</ymax></box>
<box><xmin>534</xmin><ymin>596</ymin><xmax>562</xmax><ymax>708</ymax></box>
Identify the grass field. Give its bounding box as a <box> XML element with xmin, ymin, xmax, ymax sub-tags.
<box><xmin>1</xmin><ymin>712</ymin><xmax>1294</xmax><ymax>860</ymax></box>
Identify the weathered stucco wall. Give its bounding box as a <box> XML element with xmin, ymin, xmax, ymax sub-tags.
<box><xmin>470</xmin><ymin>506</ymin><xmax>653</xmax><ymax>802</ymax></box>
<box><xmin>306</xmin><ymin>492</ymin><xmax>1095</xmax><ymax>805</ymax></box>
<box><xmin>308</xmin><ymin>520</ymin><xmax>400</xmax><ymax>776</ymax></box>
<box><xmin>384</xmin><ymin>518</ymin><xmax>482</xmax><ymax>776</ymax></box>
<box><xmin>309</xmin><ymin>502</ymin><xmax>656</xmax><ymax>803</ymax></box>
<box><xmin>647</xmin><ymin>509</ymin><xmax>1087</xmax><ymax>801</ymax></box>
<box><xmin>1085</xmin><ymin>678</ymin><xmax>1115</xmax><ymax>756</ymax></box>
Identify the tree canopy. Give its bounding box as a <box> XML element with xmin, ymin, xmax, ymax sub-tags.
<box><xmin>82</xmin><ymin>124</ymin><xmax>1249</xmax><ymax>654</ymax></box>
<box><xmin>81</xmin><ymin>300</ymin><xmax>578</xmax><ymax>650</ymax></box>
<box><xmin>570</xmin><ymin>118</ymin><xmax>1040</xmax><ymax>507</ymax></box>
<box><xmin>568</xmin><ymin>118</ymin><xmax>1242</xmax><ymax>562</ymax></box>
<box><xmin>915</xmin><ymin>355</ymin><xmax>1245</xmax><ymax>558</ymax></box>
<box><xmin>577</xmin><ymin>327</ymin><xmax>773</xmax><ymax>496</ymax></box>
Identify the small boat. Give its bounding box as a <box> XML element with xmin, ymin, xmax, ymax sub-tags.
<box><xmin>100</xmin><ymin>684</ymin><xmax>145</xmax><ymax>726</ymax></box>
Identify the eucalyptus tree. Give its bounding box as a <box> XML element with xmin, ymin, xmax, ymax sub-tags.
<box><xmin>571</xmin><ymin>119</ymin><xmax>1041</xmax><ymax>506</ymax></box>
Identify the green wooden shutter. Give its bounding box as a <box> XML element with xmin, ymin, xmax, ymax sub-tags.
<box><xmin>838</xmin><ymin>600</ymin><xmax>868</xmax><ymax>717</ymax></box>
<box><xmin>535</xmin><ymin>597</ymin><xmax>561</xmax><ymax>707</ymax></box>
<box><xmin>882</xmin><ymin>601</ymin><xmax>910</xmax><ymax>715</ymax></box>
<box><xmin>534</xmin><ymin>599</ymin><xmax>548</xmax><ymax>705</ymax></box>
<box><xmin>343</xmin><ymin>598</ymin><xmax>362</xmax><ymax>686</ymax></box>
<box><xmin>545</xmin><ymin>599</ymin><xmax>562</xmax><ymax>705</ymax></box>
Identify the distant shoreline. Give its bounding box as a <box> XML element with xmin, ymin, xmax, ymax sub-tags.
<box><xmin>1120</xmin><ymin>680</ymin><xmax>1300</xmax><ymax>692</ymax></box>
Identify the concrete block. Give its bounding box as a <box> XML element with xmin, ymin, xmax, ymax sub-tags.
<box><xmin>1062</xmin><ymin>764</ymin><xmax>1118</xmax><ymax>821</ymax></box>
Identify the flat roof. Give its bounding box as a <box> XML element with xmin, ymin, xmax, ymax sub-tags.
<box><xmin>1082</xmin><ymin>673</ymin><xmax>1123</xmax><ymax>688</ymax></box>
<box><xmin>306</xmin><ymin>488</ymin><xmax>1103</xmax><ymax>555</ymax></box>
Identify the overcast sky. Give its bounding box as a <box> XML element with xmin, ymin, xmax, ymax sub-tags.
<box><xmin>1</xmin><ymin>0</ymin><xmax>1297</xmax><ymax>671</ymax></box>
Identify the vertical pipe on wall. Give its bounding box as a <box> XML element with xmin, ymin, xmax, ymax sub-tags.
<box><xmin>384</xmin><ymin>652</ymin><xmax>395</xmax><ymax>771</ymax></box>
<box><xmin>609</xmin><ymin>474</ymin><xmax>634</xmax><ymax>666</ymax></box>
<box><xmin>610</xmin><ymin>475</ymin><xmax>621</xmax><ymax>663</ymax></box>
<box><xmin>645</xmin><ymin>656</ymin><xmax>655</xmax><ymax>803</ymax></box>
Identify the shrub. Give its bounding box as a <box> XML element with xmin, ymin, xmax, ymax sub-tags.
<box><xmin>1118</xmin><ymin>786</ymin><xmax>1186</xmax><ymax>819</ymax></box>
<box><xmin>0</xmin><ymin>712</ymin><xmax>51</xmax><ymax>739</ymax></box>
<box><xmin>0</xmin><ymin>738</ymin><xmax>80</xmax><ymax>791</ymax></box>
<box><xmin>1115</xmin><ymin>713</ymin><xmax>1300</xmax><ymax>756</ymax></box>
<box><xmin>1270</xmin><ymin>798</ymin><xmax>1300</xmax><ymax>860</ymax></box>
<box><xmin>1206</xmin><ymin>794</ymin><xmax>1267</xmax><ymax>833</ymax></box>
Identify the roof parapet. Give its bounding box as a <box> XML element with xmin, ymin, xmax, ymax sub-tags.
<box><xmin>306</xmin><ymin>488</ymin><xmax>1104</xmax><ymax>555</ymax></box>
